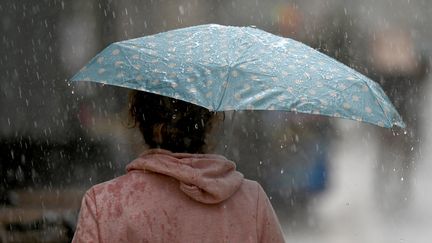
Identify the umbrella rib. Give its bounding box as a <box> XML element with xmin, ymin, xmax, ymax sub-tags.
<box><xmin>368</xmin><ymin>83</ymin><xmax>402</xmax><ymax>127</ymax></box>
<box><xmin>215</xmin><ymin>67</ymin><xmax>230</xmax><ymax>111</ymax></box>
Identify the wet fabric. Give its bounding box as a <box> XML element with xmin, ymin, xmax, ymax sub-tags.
<box><xmin>72</xmin><ymin>149</ymin><xmax>285</xmax><ymax>243</ymax></box>
<box><xmin>71</xmin><ymin>24</ymin><xmax>404</xmax><ymax>128</ymax></box>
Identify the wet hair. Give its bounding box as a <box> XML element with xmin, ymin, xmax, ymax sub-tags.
<box><xmin>128</xmin><ymin>91</ymin><xmax>216</xmax><ymax>153</ymax></box>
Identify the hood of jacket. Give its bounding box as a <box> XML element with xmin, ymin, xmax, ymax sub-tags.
<box><xmin>126</xmin><ymin>149</ymin><xmax>244</xmax><ymax>204</ymax></box>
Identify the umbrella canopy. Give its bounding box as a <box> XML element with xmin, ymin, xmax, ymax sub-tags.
<box><xmin>71</xmin><ymin>24</ymin><xmax>405</xmax><ymax>128</ymax></box>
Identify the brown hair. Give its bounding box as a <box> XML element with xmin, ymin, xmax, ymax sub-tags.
<box><xmin>128</xmin><ymin>91</ymin><xmax>217</xmax><ymax>153</ymax></box>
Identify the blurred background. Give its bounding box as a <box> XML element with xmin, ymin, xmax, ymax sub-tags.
<box><xmin>1</xmin><ymin>0</ymin><xmax>431</xmax><ymax>242</ymax></box>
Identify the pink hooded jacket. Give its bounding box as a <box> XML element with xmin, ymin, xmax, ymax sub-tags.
<box><xmin>72</xmin><ymin>149</ymin><xmax>285</xmax><ymax>243</ymax></box>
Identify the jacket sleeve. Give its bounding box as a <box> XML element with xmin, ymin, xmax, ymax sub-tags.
<box><xmin>256</xmin><ymin>183</ymin><xmax>285</xmax><ymax>243</ymax></box>
<box><xmin>72</xmin><ymin>188</ymin><xmax>100</xmax><ymax>243</ymax></box>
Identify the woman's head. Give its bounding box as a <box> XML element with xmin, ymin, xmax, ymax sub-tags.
<box><xmin>129</xmin><ymin>91</ymin><xmax>218</xmax><ymax>153</ymax></box>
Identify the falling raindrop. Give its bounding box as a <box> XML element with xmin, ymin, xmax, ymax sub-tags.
<box><xmin>178</xmin><ymin>5</ymin><xmax>185</xmax><ymax>15</ymax></box>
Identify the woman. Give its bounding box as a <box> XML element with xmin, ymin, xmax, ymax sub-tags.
<box><xmin>72</xmin><ymin>91</ymin><xmax>285</xmax><ymax>243</ymax></box>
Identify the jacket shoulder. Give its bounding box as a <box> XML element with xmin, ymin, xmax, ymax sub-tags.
<box><xmin>86</xmin><ymin>171</ymin><xmax>149</xmax><ymax>200</ymax></box>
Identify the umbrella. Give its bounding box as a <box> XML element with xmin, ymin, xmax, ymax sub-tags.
<box><xmin>71</xmin><ymin>24</ymin><xmax>405</xmax><ymax>128</ymax></box>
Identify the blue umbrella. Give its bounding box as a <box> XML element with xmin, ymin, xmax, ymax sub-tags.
<box><xmin>71</xmin><ymin>24</ymin><xmax>405</xmax><ymax>128</ymax></box>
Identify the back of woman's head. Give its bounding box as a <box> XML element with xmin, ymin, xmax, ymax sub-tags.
<box><xmin>129</xmin><ymin>91</ymin><xmax>216</xmax><ymax>153</ymax></box>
